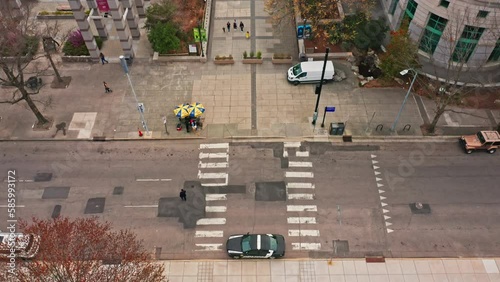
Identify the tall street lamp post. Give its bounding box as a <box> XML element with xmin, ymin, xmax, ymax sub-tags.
<box><xmin>119</xmin><ymin>55</ymin><xmax>150</xmax><ymax>135</ymax></box>
<box><xmin>391</xmin><ymin>68</ymin><xmax>418</xmax><ymax>132</ymax></box>
<box><xmin>312</xmin><ymin>47</ymin><xmax>330</xmax><ymax>126</ymax></box>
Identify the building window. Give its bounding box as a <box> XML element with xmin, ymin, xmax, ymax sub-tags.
<box><xmin>389</xmin><ymin>0</ymin><xmax>400</xmax><ymax>15</ymax></box>
<box><xmin>419</xmin><ymin>13</ymin><xmax>448</xmax><ymax>54</ymax></box>
<box><xmin>402</xmin><ymin>0</ymin><xmax>418</xmax><ymax>25</ymax></box>
<box><xmin>477</xmin><ymin>10</ymin><xmax>489</xmax><ymax>18</ymax></box>
<box><xmin>452</xmin><ymin>25</ymin><xmax>485</xmax><ymax>63</ymax></box>
<box><xmin>487</xmin><ymin>39</ymin><xmax>500</xmax><ymax>62</ymax></box>
<box><xmin>439</xmin><ymin>0</ymin><xmax>450</xmax><ymax>8</ymax></box>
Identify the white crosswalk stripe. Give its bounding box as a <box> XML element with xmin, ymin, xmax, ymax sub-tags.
<box><xmin>195</xmin><ymin>231</ymin><xmax>224</xmax><ymax>237</ymax></box>
<box><xmin>291</xmin><ymin>243</ymin><xmax>321</xmax><ymax>250</ymax></box>
<box><xmin>287</xmin><ymin>217</ymin><xmax>317</xmax><ymax>224</ymax></box>
<box><xmin>288</xmin><ymin>193</ymin><xmax>314</xmax><ymax>200</ymax></box>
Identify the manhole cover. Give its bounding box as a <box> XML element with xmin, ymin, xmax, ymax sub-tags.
<box><xmin>42</xmin><ymin>187</ymin><xmax>70</xmax><ymax>199</ymax></box>
<box><xmin>113</xmin><ymin>186</ymin><xmax>124</xmax><ymax>195</ymax></box>
<box><xmin>84</xmin><ymin>198</ymin><xmax>106</xmax><ymax>214</ymax></box>
<box><xmin>255</xmin><ymin>181</ymin><xmax>286</xmax><ymax>201</ymax></box>
<box><xmin>409</xmin><ymin>202</ymin><xmax>431</xmax><ymax>214</ymax></box>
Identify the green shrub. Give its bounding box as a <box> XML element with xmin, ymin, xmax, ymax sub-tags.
<box><xmin>249</xmin><ymin>51</ymin><xmax>254</xmax><ymax>58</ymax></box>
<box><xmin>243</xmin><ymin>51</ymin><xmax>248</xmax><ymax>59</ymax></box>
<box><xmin>39</xmin><ymin>11</ymin><xmax>49</xmax><ymax>15</ymax></box>
<box><xmin>256</xmin><ymin>51</ymin><xmax>262</xmax><ymax>59</ymax></box>
<box><xmin>148</xmin><ymin>22</ymin><xmax>181</xmax><ymax>53</ymax></box>
<box><xmin>63</xmin><ymin>30</ymin><xmax>103</xmax><ymax>56</ymax></box>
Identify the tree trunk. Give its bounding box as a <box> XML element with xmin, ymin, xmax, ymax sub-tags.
<box><xmin>428</xmin><ymin>106</ymin><xmax>445</xmax><ymax>133</ymax></box>
<box><xmin>24</xmin><ymin>92</ymin><xmax>49</xmax><ymax>124</ymax></box>
<box><xmin>46</xmin><ymin>52</ymin><xmax>63</xmax><ymax>82</ymax></box>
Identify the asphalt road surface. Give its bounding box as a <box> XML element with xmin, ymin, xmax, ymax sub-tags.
<box><xmin>0</xmin><ymin>140</ymin><xmax>499</xmax><ymax>259</ymax></box>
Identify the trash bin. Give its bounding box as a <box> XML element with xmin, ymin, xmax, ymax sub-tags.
<box><xmin>299</xmin><ymin>53</ymin><xmax>307</xmax><ymax>62</ymax></box>
<box><xmin>124</xmin><ymin>54</ymin><xmax>134</xmax><ymax>66</ymax></box>
<box><xmin>329</xmin><ymin>123</ymin><xmax>339</xmax><ymax>135</ymax></box>
<box><xmin>337</xmin><ymin>122</ymin><xmax>345</xmax><ymax>135</ymax></box>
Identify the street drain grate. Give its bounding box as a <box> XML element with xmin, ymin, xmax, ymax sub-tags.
<box><xmin>113</xmin><ymin>186</ymin><xmax>124</xmax><ymax>195</ymax></box>
<box><xmin>409</xmin><ymin>202</ymin><xmax>431</xmax><ymax>214</ymax></box>
<box><xmin>333</xmin><ymin>240</ymin><xmax>349</xmax><ymax>256</ymax></box>
<box><xmin>84</xmin><ymin>198</ymin><xmax>106</xmax><ymax>214</ymax></box>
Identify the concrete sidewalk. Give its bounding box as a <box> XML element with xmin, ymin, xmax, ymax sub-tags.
<box><xmin>161</xmin><ymin>258</ymin><xmax>500</xmax><ymax>282</ymax></box>
<box><xmin>0</xmin><ymin>0</ymin><xmax>498</xmax><ymax>141</ymax></box>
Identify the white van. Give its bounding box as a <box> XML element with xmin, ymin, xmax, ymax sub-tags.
<box><xmin>287</xmin><ymin>61</ymin><xmax>335</xmax><ymax>85</ymax></box>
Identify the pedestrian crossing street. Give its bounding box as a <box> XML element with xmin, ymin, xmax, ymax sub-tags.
<box><xmin>284</xmin><ymin>142</ymin><xmax>321</xmax><ymax>251</ymax></box>
<box><xmin>195</xmin><ymin>143</ymin><xmax>230</xmax><ymax>251</ymax></box>
<box><xmin>194</xmin><ymin>142</ymin><xmax>321</xmax><ymax>252</ymax></box>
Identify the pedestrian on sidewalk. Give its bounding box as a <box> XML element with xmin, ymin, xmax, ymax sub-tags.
<box><xmin>240</xmin><ymin>21</ymin><xmax>244</xmax><ymax>31</ymax></box>
<box><xmin>227</xmin><ymin>21</ymin><xmax>231</xmax><ymax>32</ymax></box>
<box><xmin>179</xmin><ymin>189</ymin><xmax>187</xmax><ymax>201</ymax></box>
<box><xmin>99</xmin><ymin>52</ymin><xmax>108</xmax><ymax>64</ymax></box>
<box><xmin>103</xmin><ymin>81</ymin><xmax>112</xmax><ymax>93</ymax></box>
<box><xmin>222</xmin><ymin>27</ymin><xmax>226</xmax><ymax>33</ymax></box>
<box><xmin>246</xmin><ymin>31</ymin><xmax>250</xmax><ymax>39</ymax></box>
<box><xmin>233</xmin><ymin>19</ymin><xmax>237</xmax><ymax>31</ymax></box>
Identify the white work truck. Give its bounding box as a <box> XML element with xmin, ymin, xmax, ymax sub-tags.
<box><xmin>287</xmin><ymin>61</ymin><xmax>335</xmax><ymax>85</ymax></box>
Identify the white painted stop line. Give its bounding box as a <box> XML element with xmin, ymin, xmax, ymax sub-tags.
<box><xmin>196</xmin><ymin>218</ymin><xmax>226</xmax><ymax>225</ymax></box>
<box><xmin>289</xmin><ymin>161</ymin><xmax>313</xmax><ymax>167</ymax></box>
<box><xmin>288</xmin><ymin>230</ymin><xmax>320</xmax><ymax>236</ymax></box>
<box><xmin>199</xmin><ymin>152</ymin><xmax>228</xmax><ymax>160</ymax></box>
<box><xmin>284</xmin><ymin>142</ymin><xmax>301</xmax><ymax>148</ymax></box>
<box><xmin>198</xmin><ymin>161</ymin><xmax>229</xmax><ymax>168</ymax></box>
<box><xmin>287</xmin><ymin>217</ymin><xmax>317</xmax><ymax>224</ymax></box>
<box><xmin>195</xmin><ymin>244</ymin><xmax>223</xmax><ymax>251</ymax></box>
<box><xmin>285</xmin><ymin>172</ymin><xmax>314</xmax><ymax>178</ymax></box>
<box><xmin>206</xmin><ymin>206</ymin><xmax>227</xmax><ymax>212</ymax></box>
<box><xmin>205</xmin><ymin>194</ymin><xmax>227</xmax><ymax>201</ymax></box>
<box><xmin>288</xmin><ymin>194</ymin><xmax>314</xmax><ymax>200</ymax></box>
<box><xmin>296</xmin><ymin>151</ymin><xmax>309</xmax><ymax>157</ymax></box>
<box><xmin>200</xmin><ymin>143</ymin><xmax>229</xmax><ymax>149</ymax></box>
<box><xmin>286</xmin><ymin>183</ymin><xmax>315</xmax><ymax>189</ymax></box>
<box><xmin>287</xmin><ymin>205</ymin><xmax>317</xmax><ymax>212</ymax></box>
<box><xmin>291</xmin><ymin>243</ymin><xmax>321</xmax><ymax>250</ymax></box>
<box><xmin>195</xmin><ymin>231</ymin><xmax>224</xmax><ymax>237</ymax></box>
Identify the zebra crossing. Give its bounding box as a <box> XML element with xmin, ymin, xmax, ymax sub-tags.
<box><xmin>284</xmin><ymin>142</ymin><xmax>321</xmax><ymax>251</ymax></box>
<box><xmin>194</xmin><ymin>143</ymin><xmax>230</xmax><ymax>251</ymax></box>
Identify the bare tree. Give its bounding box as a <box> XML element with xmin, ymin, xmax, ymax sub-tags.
<box><xmin>0</xmin><ymin>216</ymin><xmax>165</xmax><ymax>282</ymax></box>
<box><xmin>417</xmin><ymin>7</ymin><xmax>500</xmax><ymax>133</ymax></box>
<box><xmin>0</xmin><ymin>2</ymin><xmax>51</xmax><ymax>126</ymax></box>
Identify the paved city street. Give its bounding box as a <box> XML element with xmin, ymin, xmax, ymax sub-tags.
<box><xmin>1</xmin><ymin>140</ymin><xmax>499</xmax><ymax>260</ymax></box>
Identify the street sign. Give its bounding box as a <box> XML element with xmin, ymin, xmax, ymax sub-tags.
<box><xmin>325</xmin><ymin>106</ymin><xmax>336</xmax><ymax>112</ymax></box>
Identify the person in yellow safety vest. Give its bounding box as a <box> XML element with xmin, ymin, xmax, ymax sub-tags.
<box><xmin>246</xmin><ymin>31</ymin><xmax>250</xmax><ymax>39</ymax></box>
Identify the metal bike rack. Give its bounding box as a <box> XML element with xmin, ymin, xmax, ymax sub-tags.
<box><xmin>403</xmin><ymin>124</ymin><xmax>411</xmax><ymax>131</ymax></box>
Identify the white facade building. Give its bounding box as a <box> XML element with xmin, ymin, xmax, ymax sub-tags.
<box><xmin>382</xmin><ymin>0</ymin><xmax>500</xmax><ymax>70</ymax></box>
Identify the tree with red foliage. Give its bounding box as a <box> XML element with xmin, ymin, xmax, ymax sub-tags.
<box><xmin>1</xmin><ymin>217</ymin><xmax>165</xmax><ymax>282</ymax></box>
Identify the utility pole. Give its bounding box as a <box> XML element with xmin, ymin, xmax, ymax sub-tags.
<box><xmin>312</xmin><ymin>48</ymin><xmax>329</xmax><ymax>126</ymax></box>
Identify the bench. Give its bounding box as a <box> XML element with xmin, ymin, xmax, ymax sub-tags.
<box><xmin>56</xmin><ymin>5</ymin><xmax>72</xmax><ymax>11</ymax></box>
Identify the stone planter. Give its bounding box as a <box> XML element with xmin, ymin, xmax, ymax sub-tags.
<box><xmin>272</xmin><ymin>58</ymin><xmax>293</xmax><ymax>64</ymax></box>
<box><xmin>214</xmin><ymin>59</ymin><xmax>235</xmax><ymax>65</ymax></box>
<box><xmin>242</xmin><ymin>58</ymin><xmax>263</xmax><ymax>64</ymax></box>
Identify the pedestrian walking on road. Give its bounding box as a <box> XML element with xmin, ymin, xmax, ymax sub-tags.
<box><xmin>99</xmin><ymin>52</ymin><xmax>108</xmax><ymax>64</ymax></box>
<box><xmin>103</xmin><ymin>81</ymin><xmax>112</xmax><ymax>93</ymax></box>
<box><xmin>226</xmin><ymin>21</ymin><xmax>231</xmax><ymax>32</ymax></box>
<box><xmin>180</xmin><ymin>189</ymin><xmax>187</xmax><ymax>201</ymax></box>
<box><xmin>222</xmin><ymin>27</ymin><xmax>226</xmax><ymax>33</ymax></box>
<box><xmin>240</xmin><ymin>21</ymin><xmax>244</xmax><ymax>31</ymax></box>
<box><xmin>233</xmin><ymin>19</ymin><xmax>237</xmax><ymax>31</ymax></box>
<box><xmin>245</xmin><ymin>31</ymin><xmax>250</xmax><ymax>39</ymax></box>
